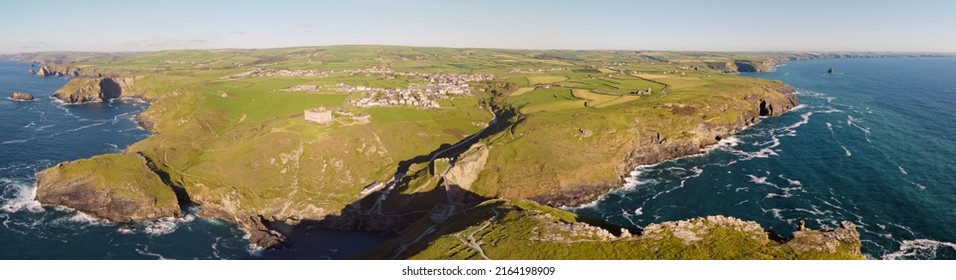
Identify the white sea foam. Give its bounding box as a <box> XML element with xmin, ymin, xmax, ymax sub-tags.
<box><xmin>816</xmin><ymin>108</ymin><xmax>844</xmax><ymax>114</ymax></box>
<box><xmin>846</xmin><ymin>115</ymin><xmax>873</xmax><ymax>142</ymax></box>
<box><xmin>781</xmin><ymin>112</ymin><xmax>813</xmax><ymax>131</ymax></box>
<box><xmin>633</xmin><ymin>207</ymin><xmax>643</xmax><ymax>216</ymax></box>
<box><xmin>135</xmin><ymin>246</ymin><xmax>170</xmax><ymax>260</ymax></box>
<box><xmin>763</xmin><ymin>208</ymin><xmax>786</xmax><ymax>221</ymax></box>
<box><xmin>717</xmin><ymin>135</ymin><xmax>741</xmax><ymax>147</ymax></box>
<box><xmin>841</xmin><ymin>146</ymin><xmax>852</xmax><ymax>157</ymax></box>
<box><xmin>67</xmin><ymin>211</ymin><xmax>104</xmax><ymax>224</ymax></box>
<box><xmin>1</xmin><ymin>138</ymin><xmax>31</xmax><ymax>144</ymax></box>
<box><xmin>898</xmin><ymin>166</ymin><xmax>908</xmax><ymax>175</ymax></box>
<box><xmin>112</xmin><ymin>112</ymin><xmax>133</xmax><ymax>124</ymax></box>
<box><xmin>142</xmin><ymin>215</ymin><xmax>196</xmax><ymax>236</ymax></box>
<box><xmin>47</xmin><ymin>121</ymin><xmax>107</xmax><ymax>138</ymax></box>
<box><xmin>0</xmin><ymin>178</ymin><xmax>44</xmax><ymax>213</ymax></box>
<box><xmin>906</xmin><ymin>180</ymin><xmax>927</xmax><ymax>190</ymax></box>
<box><xmin>144</xmin><ymin>219</ymin><xmax>179</xmax><ymax>235</ymax></box>
<box><xmin>883</xmin><ymin>239</ymin><xmax>956</xmax><ymax>260</ymax></box>
<box><xmin>35</xmin><ymin>124</ymin><xmax>55</xmax><ymax>131</ymax></box>
<box><xmin>746</xmin><ymin>175</ymin><xmax>777</xmax><ymax>187</ymax></box>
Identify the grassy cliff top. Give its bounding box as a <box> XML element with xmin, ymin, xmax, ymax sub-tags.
<box><xmin>368</xmin><ymin>199</ymin><xmax>864</xmax><ymax>260</ymax></box>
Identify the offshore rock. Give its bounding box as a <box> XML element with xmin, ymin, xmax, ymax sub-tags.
<box><xmin>9</xmin><ymin>91</ymin><xmax>34</xmax><ymax>101</ymax></box>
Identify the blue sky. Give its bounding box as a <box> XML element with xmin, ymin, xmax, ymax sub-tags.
<box><xmin>1</xmin><ymin>0</ymin><xmax>954</xmax><ymax>53</ymax></box>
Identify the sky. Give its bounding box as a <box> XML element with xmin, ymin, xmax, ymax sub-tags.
<box><xmin>1</xmin><ymin>0</ymin><xmax>954</xmax><ymax>54</ymax></box>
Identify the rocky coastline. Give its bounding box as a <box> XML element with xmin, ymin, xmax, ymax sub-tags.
<box><xmin>532</xmin><ymin>87</ymin><xmax>799</xmax><ymax>208</ymax></box>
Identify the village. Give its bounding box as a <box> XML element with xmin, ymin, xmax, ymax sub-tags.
<box><xmin>342</xmin><ymin>66</ymin><xmax>494</xmax><ymax>109</ymax></box>
<box><xmin>221</xmin><ymin>68</ymin><xmax>333</xmax><ymax>79</ymax></box>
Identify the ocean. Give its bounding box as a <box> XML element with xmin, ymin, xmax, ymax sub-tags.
<box><xmin>575</xmin><ymin>57</ymin><xmax>956</xmax><ymax>259</ymax></box>
<box><xmin>0</xmin><ymin>60</ymin><xmax>389</xmax><ymax>259</ymax></box>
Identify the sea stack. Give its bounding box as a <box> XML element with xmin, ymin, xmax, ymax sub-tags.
<box><xmin>827</xmin><ymin>67</ymin><xmax>835</xmax><ymax>74</ymax></box>
<box><xmin>36</xmin><ymin>66</ymin><xmax>49</xmax><ymax>77</ymax></box>
<box><xmin>10</xmin><ymin>91</ymin><xmax>35</xmax><ymax>101</ymax></box>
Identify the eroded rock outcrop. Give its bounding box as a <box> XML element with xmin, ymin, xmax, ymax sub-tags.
<box><xmin>443</xmin><ymin>143</ymin><xmax>489</xmax><ymax>190</ymax></box>
<box><xmin>52</xmin><ymin>77</ymin><xmax>137</xmax><ymax>103</ymax></box>
<box><xmin>9</xmin><ymin>91</ymin><xmax>34</xmax><ymax>101</ymax></box>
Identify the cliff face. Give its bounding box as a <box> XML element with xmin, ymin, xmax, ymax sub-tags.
<box><xmin>35</xmin><ymin>154</ymin><xmax>181</xmax><ymax>222</ymax></box>
<box><xmin>52</xmin><ymin>77</ymin><xmax>137</xmax><ymax>103</ymax></box>
<box><xmin>443</xmin><ymin>143</ymin><xmax>490</xmax><ymax>190</ymax></box>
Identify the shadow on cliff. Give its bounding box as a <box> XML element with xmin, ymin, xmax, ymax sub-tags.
<box><xmin>249</xmin><ymin>103</ymin><xmax>520</xmax><ymax>259</ymax></box>
<box><xmin>248</xmin><ymin>182</ymin><xmax>490</xmax><ymax>260</ymax></box>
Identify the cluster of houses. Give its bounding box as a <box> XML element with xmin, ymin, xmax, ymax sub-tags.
<box><xmin>163</xmin><ymin>60</ymin><xmax>210</xmax><ymax>68</ymax></box>
<box><xmin>508</xmin><ymin>67</ymin><xmax>569</xmax><ymax>74</ymax></box>
<box><xmin>221</xmin><ymin>68</ymin><xmax>333</xmax><ymax>79</ymax></box>
<box><xmin>340</xmin><ymin>67</ymin><xmax>494</xmax><ymax>109</ymax></box>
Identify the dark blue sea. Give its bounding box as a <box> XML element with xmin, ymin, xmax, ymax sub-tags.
<box><xmin>0</xmin><ymin>60</ymin><xmax>388</xmax><ymax>259</ymax></box>
<box><xmin>577</xmin><ymin>57</ymin><xmax>956</xmax><ymax>259</ymax></box>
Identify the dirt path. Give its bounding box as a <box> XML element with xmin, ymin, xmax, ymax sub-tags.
<box><xmin>463</xmin><ymin>207</ymin><xmax>501</xmax><ymax>260</ymax></box>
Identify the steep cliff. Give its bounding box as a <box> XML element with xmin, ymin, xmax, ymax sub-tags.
<box><xmin>52</xmin><ymin>77</ymin><xmax>138</xmax><ymax>103</ymax></box>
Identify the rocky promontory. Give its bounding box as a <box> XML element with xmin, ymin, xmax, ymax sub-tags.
<box><xmin>9</xmin><ymin>91</ymin><xmax>34</xmax><ymax>101</ymax></box>
<box><xmin>35</xmin><ymin>153</ymin><xmax>181</xmax><ymax>222</ymax></box>
<box><xmin>369</xmin><ymin>200</ymin><xmax>865</xmax><ymax>259</ymax></box>
<box><xmin>52</xmin><ymin>77</ymin><xmax>137</xmax><ymax>103</ymax></box>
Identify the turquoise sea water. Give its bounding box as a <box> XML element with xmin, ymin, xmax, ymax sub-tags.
<box><xmin>576</xmin><ymin>57</ymin><xmax>956</xmax><ymax>259</ymax></box>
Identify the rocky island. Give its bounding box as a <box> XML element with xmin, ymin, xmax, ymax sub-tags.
<box><xmin>9</xmin><ymin>91</ymin><xmax>34</xmax><ymax>101</ymax></box>
<box><xmin>21</xmin><ymin>46</ymin><xmax>865</xmax><ymax>259</ymax></box>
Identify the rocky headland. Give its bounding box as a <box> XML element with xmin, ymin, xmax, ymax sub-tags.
<box><xmin>35</xmin><ymin>154</ymin><xmax>181</xmax><ymax>221</ymax></box>
<box><xmin>52</xmin><ymin>77</ymin><xmax>138</xmax><ymax>103</ymax></box>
